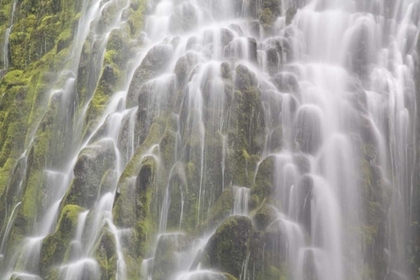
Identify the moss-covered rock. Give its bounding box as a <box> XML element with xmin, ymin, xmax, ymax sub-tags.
<box><xmin>127</xmin><ymin>44</ymin><xmax>174</xmax><ymax>107</ymax></box>
<box><xmin>95</xmin><ymin>227</ymin><xmax>118</xmax><ymax>280</ymax></box>
<box><xmin>252</xmin><ymin>201</ymin><xmax>278</xmax><ymax>231</ymax></box>
<box><xmin>226</xmin><ymin>65</ymin><xmax>265</xmax><ymax>187</ymax></box>
<box><xmin>64</xmin><ymin>139</ymin><xmax>117</xmax><ymax>208</ymax></box>
<box><xmin>40</xmin><ymin>204</ymin><xmax>84</xmax><ymax>276</ymax></box>
<box><xmin>202</xmin><ymin>216</ymin><xmax>253</xmax><ymax>278</ymax></box>
<box><xmin>251</xmin><ymin>156</ymin><xmax>275</xmax><ymax>209</ymax></box>
<box><xmin>360</xmin><ymin>156</ymin><xmax>392</xmax><ymax>280</ymax></box>
<box><xmin>152</xmin><ymin>233</ymin><xmax>189</xmax><ymax>280</ymax></box>
<box><xmin>200</xmin><ymin>187</ymin><xmax>235</xmax><ymax>233</ymax></box>
<box><xmin>113</xmin><ymin>144</ymin><xmax>160</xmax><ymax>267</ymax></box>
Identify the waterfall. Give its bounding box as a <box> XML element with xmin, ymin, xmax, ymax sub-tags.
<box><xmin>1</xmin><ymin>0</ymin><xmax>16</xmax><ymax>70</ymax></box>
<box><xmin>0</xmin><ymin>0</ymin><xmax>419</xmax><ymax>279</ymax></box>
<box><xmin>233</xmin><ymin>186</ymin><xmax>250</xmax><ymax>215</ymax></box>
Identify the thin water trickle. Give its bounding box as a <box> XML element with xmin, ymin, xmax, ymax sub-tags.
<box><xmin>2</xmin><ymin>0</ymin><xmax>16</xmax><ymax>69</ymax></box>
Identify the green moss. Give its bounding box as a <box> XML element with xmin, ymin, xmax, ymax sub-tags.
<box><xmin>224</xmin><ymin>274</ymin><xmax>238</xmax><ymax>280</ymax></box>
<box><xmin>119</xmin><ymin>122</ymin><xmax>164</xmax><ymax>180</ymax></box>
<box><xmin>259</xmin><ymin>8</ymin><xmax>275</xmax><ymax>28</ymax></box>
<box><xmin>64</xmin><ymin>139</ymin><xmax>116</xmax><ymax>208</ymax></box>
<box><xmin>113</xmin><ymin>154</ymin><xmax>158</xmax><ymax>261</ymax></box>
<box><xmin>83</xmin><ymin>62</ymin><xmax>121</xmax><ymax>138</ymax></box>
<box><xmin>199</xmin><ymin>187</ymin><xmax>234</xmax><ymax>233</ymax></box>
<box><xmin>251</xmin><ymin>156</ymin><xmax>275</xmax><ymax>209</ymax></box>
<box><xmin>40</xmin><ymin>204</ymin><xmax>84</xmax><ymax>276</ymax></box>
<box><xmin>359</xmin><ymin>141</ymin><xmax>393</xmax><ymax>280</ymax></box>
<box><xmin>94</xmin><ymin>228</ymin><xmax>118</xmax><ymax>280</ymax></box>
<box><xmin>251</xmin><ymin>200</ymin><xmax>277</xmax><ymax>231</ymax></box>
<box><xmin>202</xmin><ymin>216</ymin><xmax>253</xmax><ymax>278</ymax></box>
<box><xmin>226</xmin><ymin>65</ymin><xmax>265</xmax><ymax>187</ymax></box>
<box><xmin>127</xmin><ymin>0</ymin><xmax>147</xmax><ymax>36</ymax></box>
<box><xmin>8</xmin><ymin>0</ymin><xmax>81</xmax><ymax>69</ymax></box>
<box><xmin>56</xmin><ymin>28</ymin><xmax>73</xmax><ymax>53</ymax></box>
<box><xmin>160</xmin><ymin>127</ymin><xmax>177</xmax><ymax>169</ymax></box>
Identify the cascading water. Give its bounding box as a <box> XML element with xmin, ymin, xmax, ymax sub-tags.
<box><xmin>0</xmin><ymin>0</ymin><xmax>419</xmax><ymax>279</ymax></box>
<box><xmin>1</xmin><ymin>0</ymin><xmax>16</xmax><ymax>70</ymax></box>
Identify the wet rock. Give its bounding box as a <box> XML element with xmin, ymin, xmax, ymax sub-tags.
<box><xmin>262</xmin><ymin>0</ymin><xmax>282</xmax><ymax>16</ymax></box>
<box><xmin>248</xmin><ymin>229</ymin><xmax>287</xmax><ymax>280</ymax></box>
<box><xmin>286</xmin><ymin>6</ymin><xmax>298</xmax><ymax>25</ymax></box>
<box><xmin>136</xmin><ymin>75</ymin><xmax>176</xmax><ymax>145</ymax></box>
<box><xmin>170</xmin><ymin>2</ymin><xmax>199</xmax><ymax>33</ymax></box>
<box><xmin>221</xmin><ymin>28</ymin><xmax>234</xmax><ymax>47</ymax></box>
<box><xmin>264</xmin><ymin>220</ymin><xmax>289</xmax><ymax>263</ymax></box>
<box><xmin>347</xmin><ymin>21</ymin><xmax>374</xmax><ymax>80</ymax></box>
<box><xmin>65</xmin><ymin>139</ymin><xmax>116</xmax><ymax>208</ymax></box>
<box><xmin>248</xmin><ymin>38</ymin><xmax>258</xmax><ymax>63</ymax></box>
<box><xmin>0</xmin><ymin>69</ymin><xmax>7</xmax><ymax>80</ymax></box>
<box><xmin>201</xmin><ymin>187</ymin><xmax>235</xmax><ymax>232</ymax></box>
<box><xmin>269</xmin><ymin>36</ymin><xmax>293</xmax><ymax>64</ymax></box>
<box><xmin>266</xmin><ymin>47</ymin><xmax>280</xmax><ymax>75</ymax></box>
<box><xmin>293</xmin><ymin>153</ymin><xmax>311</xmax><ymax>174</ymax></box>
<box><xmin>271</xmin><ymin>72</ymin><xmax>300</xmax><ymax>94</ymax></box>
<box><xmin>174</xmin><ymin>53</ymin><xmax>198</xmax><ymax>86</ymax></box>
<box><xmin>221</xmin><ymin>62</ymin><xmax>232</xmax><ymax>80</ymax></box>
<box><xmin>98</xmin><ymin>169</ymin><xmax>119</xmax><ymax>197</ymax></box>
<box><xmin>202</xmin><ymin>216</ymin><xmax>253</xmax><ymax>278</ymax></box>
<box><xmin>295</xmin><ymin>105</ymin><xmax>323</xmax><ymax>154</ymax></box>
<box><xmin>153</xmin><ymin>233</ymin><xmax>189</xmax><ymax>280</ymax></box>
<box><xmin>249</xmin><ymin>21</ymin><xmax>260</xmax><ymax>38</ymax></box>
<box><xmin>251</xmin><ymin>156</ymin><xmax>275</xmax><ymax>207</ymax></box>
<box><xmin>95</xmin><ymin>228</ymin><xmax>117</xmax><ymax>280</ymax></box>
<box><xmin>235</xmin><ymin>65</ymin><xmax>257</xmax><ymax>91</ymax></box>
<box><xmin>127</xmin><ymin>44</ymin><xmax>173</xmax><ymax>107</ymax></box>
<box><xmin>229</xmin><ymin>24</ymin><xmax>244</xmax><ymax>36</ymax></box>
<box><xmin>40</xmin><ymin>205</ymin><xmax>84</xmax><ymax>276</ymax></box>
<box><xmin>385</xmin><ymin>271</ymin><xmax>406</xmax><ymax>280</ymax></box>
<box><xmin>269</xmin><ymin>126</ymin><xmax>283</xmax><ymax>151</ymax></box>
<box><xmin>10</xmin><ymin>276</ymin><xmax>42</xmax><ymax>280</ymax></box>
<box><xmin>360</xmin><ymin>115</ymin><xmax>380</xmax><ymax>147</ymax></box>
<box><xmin>252</xmin><ymin>202</ymin><xmax>278</xmax><ymax>231</ymax></box>
<box><xmin>260</xmin><ymin>8</ymin><xmax>276</xmax><ymax>29</ymax></box>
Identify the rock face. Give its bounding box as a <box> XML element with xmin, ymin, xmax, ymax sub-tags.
<box><xmin>127</xmin><ymin>44</ymin><xmax>174</xmax><ymax>107</ymax></box>
<box><xmin>65</xmin><ymin>139</ymin><xmax>117</xmax><ymax>208</ymax></box>
<box><xmin>0</xmin><ymin>0</ymin><xmax>418</xmax><ymax>280</ymax></box>
<box><xmin>40</xmin><ymin>204</ymin><xmax>84</xmax><ymax>276</ymax></box>
<box><xmin>202</xmin><ymin>216</ymin><xmax>253</xmax><ymax>278</ymax></box>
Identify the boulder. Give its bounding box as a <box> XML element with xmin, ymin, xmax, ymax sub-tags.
<box><xmin>202</xmin><ymin>216</ymin><xmax>253</xmax><ymax>278</ymax></box>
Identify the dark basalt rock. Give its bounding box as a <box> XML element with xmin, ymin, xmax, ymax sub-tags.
<box><xmin>66</xmin><ymin>139</ymin><xmax>116</xmax><ymax>208</ymax></box>
<box><xmin>271</xmin><ymin>72</ymin><xmax>300</xmax><ymax>94</ymax></box>
<box><xmin>295</xmin><ymin>105</ymin><xmax>323</xmax><ymax>154</ymax></box>
<box><xmin>152</xmin><ymin>233</ymin><xmax>189</xmax><ymax>280</ymax></box>
<box><xmin>202</xmin><ymin>216</ymin><xmax>253</xmax><ymax>278</ymax></box>
<box><xmin>221</xmin><ymin>28</ymin><xmax>234</xmax><ymax>47</ymax></box>
<box><xmin>266</xmin><ymin>47</ymin><xmax>280</xmax><ymax>75</ymax></box>
<box><xmin>127</xmin><ymin>44</ymin><xmax>173</xmax><ymax>107</ymax></box>
<box><xmin>249</xmin><ymin>21</ymin><xmax>261</xmax><ymax>38</ymax></box>
<box><xmin>229</xmin><ymin>24</ymin><xmax>244</xmax><ymax>36</ymax></box>
<box><xmin>235</xmin><ymin>65</ymin><xmax>257</xmax><ymax>91</ymax></box>
<box><xmin>248</xmin><ymin>38</ymin><xmax>258</xmax><ymax>63</ymax></box>
<box><xmin>253</xmin><ymin>202</ymin><xmax>278</xmax><ymax>231</ymax></box>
